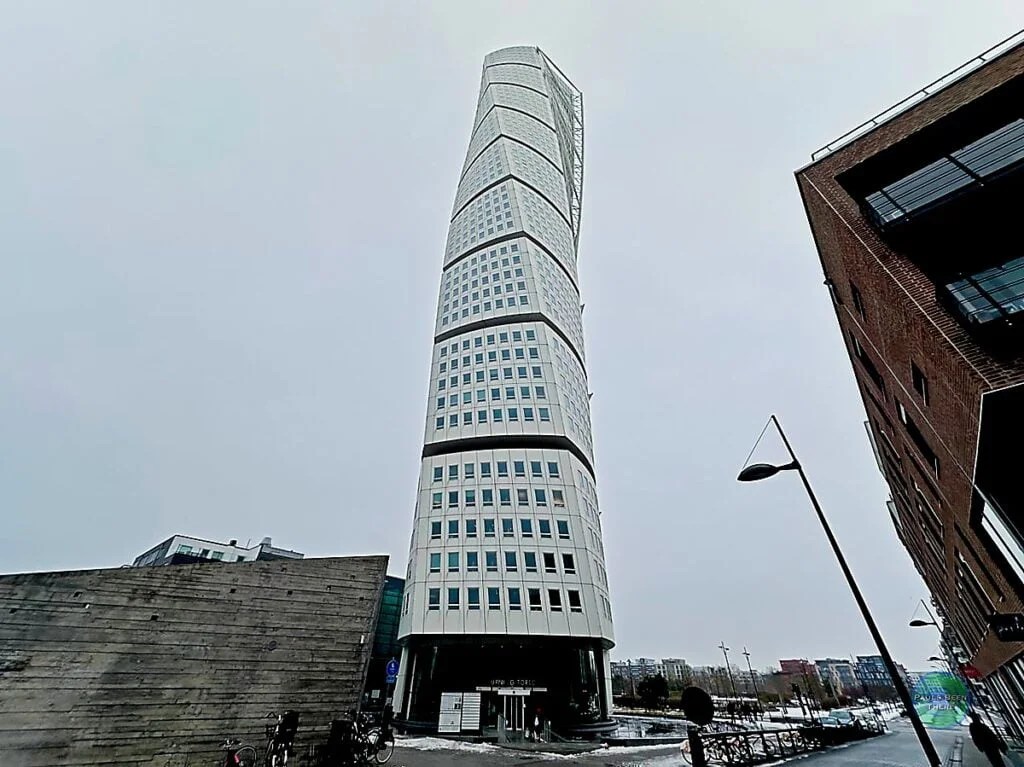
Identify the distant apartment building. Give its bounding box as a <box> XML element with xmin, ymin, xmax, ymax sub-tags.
<box><xmin>815</xmin><ymin>658</ymin><xmax>859</xmax><ymax>696</ymax></box>
<box><xmin>611</xmin><ymin>657</ymin><xmax>686</xmax><ymax>683</ymax></box>
<box><xmin>797</xmin><ymin>31</ymin><xmax>1024</xmax><ymax>734</ymax></box>
<box><xmin>636</xmin><ymin>658</ymin><xmax>664</xmax><ymax>678</ymax></box>
<box><xmin>132</xmin><ymin>534</ymin><xmax>303</xmax><ymax>567</ymax></box>
<box><xmin>854</xmin><ymin>654</ymin><xmax>896</xmax><ymax>692</ymax></box>
<box><xmin>661</xmin><ymin>658</ymin><xmax>689</xmax><ymax>684</ymax></box>
<box><xmin>735</xmin><ymin>667</ymin><xmax>764</xmax><ymax>696</ymax></box>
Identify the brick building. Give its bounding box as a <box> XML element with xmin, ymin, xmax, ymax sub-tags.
<box><xmin>779</xmin><ymin>659</ymin><xmax>819</xmax><ymax>679</ymax></box>
<box><xmin>797</xmin><ymin>31</ymin><xmax>1024</xmax><ymax>734</ymax></box>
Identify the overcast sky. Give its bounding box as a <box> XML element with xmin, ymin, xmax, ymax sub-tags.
<box><xmin>3</xmin><ymin>2</ymin><xmax>1022</xmax><ymax>671</ymax></box>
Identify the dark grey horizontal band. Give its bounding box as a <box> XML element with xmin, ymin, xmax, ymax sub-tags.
<box><xmin>423</xmin><ymin>434</ymin><xmax>594</xmax><ymax>478</ymax></box>
<box><xmin>459</xmin><ymin>132</ymin><xmax>564</xmax><ymax>187</ymax></box>
<box><xmin>483</xmin><ymin>80</ymin><xmax>549</xmax><ymax>100</ymax></box>
<box><xmin>484</xmin><ymin>61</ymin><xmax>542</xmax><ymax>72</ymax></box>
<box><xmin>451</xmin><ymin>173</ymin><xmax>571</xmax><ymax>229</ymax></box>
<box><xmin>434</xmin><ymin>311</ymin><xmax>586</xmax><ymax>377</ymax></box>
<box><xmin>444</xmin><ymin>230</ymin><xmax>579</xmax><ymax>293</ymax></box>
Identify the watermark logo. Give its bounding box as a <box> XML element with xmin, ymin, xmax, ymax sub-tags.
<box><xmin>912</xmin><ymin>671</ymin><xmax>970</xmax><ymax>728</ymax></box>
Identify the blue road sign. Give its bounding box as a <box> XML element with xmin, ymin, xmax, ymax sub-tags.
<box><xmin>385</xmin><ymin>658</ymin><xmax>399</xmax><ymax>684</ymax></box>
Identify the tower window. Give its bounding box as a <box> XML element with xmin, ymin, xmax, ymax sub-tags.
<box><xmin>548</xmin><ymin>589</ymin><xmax>562</xmax><ymax>612</ymax></box>
<box><xmin>543</xmin><ymin>552</ymin><xmax>557</xmax><ymax>573</ymax></box>
<box><xmin>528</xmin><ymin>588</ymin><xmax>542</xmax><ymax>611</ymax></box>
<box><xmin>568</xmin><ymin>590</ymin><xmax>582</xmax><ymax>612</ymax></box>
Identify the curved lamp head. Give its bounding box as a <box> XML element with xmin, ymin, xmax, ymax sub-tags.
<box><xmin>737</xmin><ymin>461</ymin><xmax>799</xmax><ymax>482</ymax></box>
<box><xmin>909</xmin><ymin>619</ymin><xmax>937</xmax><ymax>628</ymax></box>
<box><xmin>928</xmin><ymin>656</ymin><xmax>944</xmax><ymax>662</ymax></box>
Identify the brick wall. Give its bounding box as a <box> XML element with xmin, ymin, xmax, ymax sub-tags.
<box><xmin>796</xmin><ymin>42</ymin><xmax>1024</xmax><ymax>676</ymax></box>
<box><xmin>0</xmin><ymin>555</ymin><xmax>388</xmax><ymax>766</ymax></box>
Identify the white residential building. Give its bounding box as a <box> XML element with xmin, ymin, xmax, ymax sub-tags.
<box><xmin>132</xmin><ymin>535</ymin><xmax>303</xmax><ymax>566</ymax></box>
<box><xmin>662</xmin><ymin>658</ymin><xmax>689</xmax><ymax>684</ymax></box>
<box><xmin>393</xmin><ymin>46</ymin><xmax>614</xmax><ymax>736</ymax></box>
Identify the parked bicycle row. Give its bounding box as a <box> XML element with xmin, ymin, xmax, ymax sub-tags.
<box><xmin>218</xmin><ymin>706</ymin><xmax>395</xmax><ymax>766</ymax></box>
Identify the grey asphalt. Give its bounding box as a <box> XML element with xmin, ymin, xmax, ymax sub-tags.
<box><xmin>390</xmin><ymin>721</ymin><xmax>994</xmax><ymax>767</ymax></box>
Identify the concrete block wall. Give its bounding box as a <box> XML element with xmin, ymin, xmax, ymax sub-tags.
<box><xmin>0</xmin><ymin>555</ymin><xmax>388</xmax><ymax>766</ymax></box>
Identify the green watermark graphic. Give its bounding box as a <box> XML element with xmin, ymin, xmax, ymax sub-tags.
<box><xmin>912</xmin><ymin>671</ymin><xmax>970</xmax><ymax>728</ymax></box>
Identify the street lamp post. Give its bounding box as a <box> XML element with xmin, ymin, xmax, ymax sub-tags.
<box><xmin>738</xmin><ymin>415</ymin><xmax>941</xmax><ymax>767</ymax></box>
<box><xmin>800</xmin><ymin>668</ymin><xmax>820</xmax><ymax>724</ymax></box>
<box><xmin>742</xmin><ymin>647</ymin><xmax>763</xmax><ymax>726</ymax></box>
<box><xmin>719</xmin><ymin>642</ymin><xmax>740</xmax><ymax>703</ymax></box>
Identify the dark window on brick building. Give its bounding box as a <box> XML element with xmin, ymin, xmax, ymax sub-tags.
<box><xmin>912</xmin><ymin>362</ymin><xmax>929</xmax><ymax>405</ymax></box>
<box><xmin>850</xmin><ymin>333</ymin><xmax>885</xmax><ymax>393</ymax></box>
<box><xmin>850</xmin><ymin>282</ymin><xmax>866</xmax><ymax>318</ymax></box>
<box><xmin>897</xmin><ymin>401</ymin><xmax>940</xmax><ymax>478</ymax></box>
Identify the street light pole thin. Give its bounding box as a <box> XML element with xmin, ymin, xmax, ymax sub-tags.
<box><xmin>742</xmin><ymin>647</ymin><xmax>762</xmax><ymax>725</ymax></box>
<box><xmin>719</xmin><ymin>642</ymin><xmax>739</xmax><ymax>701</ymax></box>
<box><xmin>738</xmin><ymin>415</ymin><xmax>942</xmax><ymax>767</ymax></box>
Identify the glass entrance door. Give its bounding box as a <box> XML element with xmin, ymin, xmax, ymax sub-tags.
<box><xmin>501</xmin><ymin>692</ymin><xmax>526</xmax><ymax>731</ymax></box>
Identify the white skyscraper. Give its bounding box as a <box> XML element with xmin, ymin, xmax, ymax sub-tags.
<box><xmin>393</xmin><ymin>46</ymin><xmax>614</xmax><ymax>736</ymax></box>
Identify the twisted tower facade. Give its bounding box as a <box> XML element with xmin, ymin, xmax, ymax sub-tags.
<box><xmin>394</xmin><ymin>46</ymin><xmax>614</xmax><ymax>735</ymax></box>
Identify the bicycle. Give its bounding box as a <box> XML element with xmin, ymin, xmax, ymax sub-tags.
<box><xmin>265</xmin><ymin>711</ymin><xmax>299</xmax><ymax>766</ymax></box>
<box><xmin>361</xmin><ymin>707</ymin><xmax>395</xmax><ymax>765</ymax></box>
<box><xmin>322</xmin><ymin>710</ymin><xmax>393</xmax><ymax>765</ymax></box>
<box><xmin>219</xmin><ymin>738</ymin><xmax>258</xmax><ymax>767</ymax></box>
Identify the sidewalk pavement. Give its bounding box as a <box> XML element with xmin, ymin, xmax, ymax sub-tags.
<box><xmin>957</xmin><ymin>735</ymin><xmax>1024</xmax><ymax>767</ymax></box>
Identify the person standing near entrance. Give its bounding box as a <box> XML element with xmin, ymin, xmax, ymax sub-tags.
<box><xmin>969</xmin><ymin>712</ymin><xmax>1008</xmax><ymax>767</ymax></box>
<box><xmin>533</xmin><ymin>709</ymin><xmax>543</xmax><ymax>743</ymax></box>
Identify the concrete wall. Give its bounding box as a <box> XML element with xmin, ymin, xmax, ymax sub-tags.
<box><xmin>0</xmin><ymin>555</ymin><xmax>388</xmax><ymax>766</ymax></box>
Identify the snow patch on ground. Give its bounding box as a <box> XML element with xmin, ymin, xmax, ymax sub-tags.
<box><xmin>398</xmin><ymin>737</ymin><xmax>502</xmax><ymax>754</ymax></box>
<box><xmin>397</xmin><ymin>736</ymin><xmax>684</xmax><ymax>760</ymax></box>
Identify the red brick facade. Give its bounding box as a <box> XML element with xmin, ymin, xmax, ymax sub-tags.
<box><xmin>797</xmin><ymin>43</ymin><xmax>1024</xmax><ymax>685</ymax></box>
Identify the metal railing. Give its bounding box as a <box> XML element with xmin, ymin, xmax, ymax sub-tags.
<box><xmin>810</xmin><ymin>28</ymin><xmax>1024</xmax><ymax>162</ymax></box>
<box><xmin>685</xmin><ymin>721</ymin><xmax>885</xmax><ymax>767</ymax></box>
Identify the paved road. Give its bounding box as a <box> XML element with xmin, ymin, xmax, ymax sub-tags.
<box><xmin>391</xmin><ymin>722</ymin><xmax>981</xmax><ymax>767</ymax></box>
<box><xmin>794</xmin><ymin>722</ymin><xmax>959</xmax><ymax>767</ymax></box>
